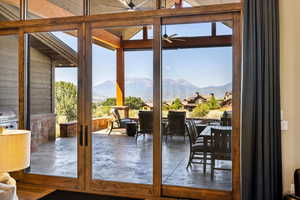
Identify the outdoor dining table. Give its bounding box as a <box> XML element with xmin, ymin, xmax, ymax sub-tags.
<box><xmin>199</xmin><ymin>125</ymin><xmax>232</xmax><ymax>136</ymax></box>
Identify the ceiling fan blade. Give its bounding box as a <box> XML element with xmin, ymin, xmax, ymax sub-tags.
<box><xmin>165</xmin><ymin>38</ymin><xmax>173</xmax><ymax>43</ymax></box>
<box><xmin>117</xmin><ymin>0</ymin><xmax>131</xmax><ymax>8</ymax></box>
<box><xmin>172</xmin><ymin>38</ymin><xmax>186</xmax><ymax>42</ymax></box>
<box><xmin>135</xmin><ymin>0</ymin><xmax>151</xmax><ymax>8</ymax></box>
<box><xmin>168</xmin><ymin>33</ymin><xmax>178</xmax><ymax>38</ymax></box>
<box><xmin>98</xmin><ymin>4</ymin><xmax>127</xmax><ymax>9</ymax></box>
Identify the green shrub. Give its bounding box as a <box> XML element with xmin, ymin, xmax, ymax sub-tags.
<box><xmin>170</xmin><ymin>98</ymin><xmax>183</xmax><ymax>110</ymax></box>
<box><xmin>191</xmin><ymin>103</ymin><xmax>210</xmax><ymax>117</ymax></box>
<box><xmin>125</xmin><ymin>96</ymin><xmax>145</xmax><ymax>110</ymax></box>
<box><xmin>207</xmin><ymin>95</ymin><xmax>220</xmax><ymax>110</ymax></box>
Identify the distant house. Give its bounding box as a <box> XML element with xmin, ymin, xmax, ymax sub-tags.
<box><xmin>220</xmin><ymin>92</ymin><xmax>232</xmax><ymax>108</ymax></box>
<box><xmin>182</xmin><ymin>92</ymin><xmax>208</xmax><ymax>111</ymax></box>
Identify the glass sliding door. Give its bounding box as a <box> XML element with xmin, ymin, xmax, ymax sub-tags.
<box><xmin>161</xmin><ymin>19</ymin><xmax>235</xmax><ymax>192</ymax></box>
<box><xmin>89</xmin><ymin>25</ymin><xmax>154</xmax><ymax>185</ymax></box>
<box><xmin>25</xmin><ymin>30</ymin><xmax>79</xmax><ymax>178</ymax></box>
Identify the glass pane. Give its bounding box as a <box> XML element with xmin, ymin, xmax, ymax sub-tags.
<box><xmin>161</xmin><ymin>21</ymin><xmax>233</xmax><ymax>190</ymax></box>
<box><xmin>217</xmin><ymin>21</ymin><xmax>233</xmax><ymax>36</ymax></box>
<box><xmin>27</xmin><ymin>31</ymin><xmax>78</xmax><ymax>178</ymax></box>
<box><xmin>161</xmin><ymin>0</ymin><xmax>240</xmax><ymax>8</ymax></box>
<box><xmin>0</xmin><ymin>34</ymin><xmax>19</xmax><ymax>129</ymax></box>
<box><xmin>27</xmin><ymin>0</ymin><xmax>83</xmax><ymax>19</ymax></box>
<box><xmin>162</xmin><ymin>23</ymin><xmax>211</xmax><ymax>37</ymax></box>
<box><xmin>0</xmin><ymin>1</ymin><xmax>20</xmax><ymax>20</ymax></box>
<box><xmin>91</xmin><ymin>25</ymin><xmax>153</xmax><ymax>184</ymax></box>
<box><xmin>91</xmin><ymin>0</ymin><xmax>156</xmax><ymax>15</ymax></box>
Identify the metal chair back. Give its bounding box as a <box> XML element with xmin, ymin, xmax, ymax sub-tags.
<box><xmin>138</xmin><ymin>110</ymin><xmax>153</xmax><ymax>134</ymax></box>
<box><xmin>167</xmin><ymin>111</ymin><xmax>186</xmax><ymax>136</ymax></box>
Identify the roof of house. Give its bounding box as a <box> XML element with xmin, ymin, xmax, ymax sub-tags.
<box><xmin>182</xmin><ymin>92</ymin><xmax>208</xmax><ymax>108</ymax></box>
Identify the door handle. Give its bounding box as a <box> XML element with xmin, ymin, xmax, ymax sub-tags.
<box><xmin>85</xmin><ymin>125</ymin><xmax>88</xmax><ymax>146</ymax></box>
<box><xmin>79</xmin><ymin>125</ymin><xmax>84</xmax><ymax>146</ymax></box>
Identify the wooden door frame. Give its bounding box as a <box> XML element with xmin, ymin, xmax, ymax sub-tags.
<box><xmin>12</xmin><ymin>24</ymin><xmax>85</xmax><ymax>191</ymax></box>
<box><xmin>159</xmin><ymin>12</ymin><xmax>241</xmax><ymax>200</ymax></box>
<box><xmin>0</xmin><ymin>3</ymin><xmax>242</xmax><ymax>200</ymax></box>
<box><xmin>84</xmin><ymin>11</ymin><xmax>242</xmax><ymax>200</ymax></box>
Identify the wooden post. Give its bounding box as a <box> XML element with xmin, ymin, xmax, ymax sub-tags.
<box><xmin>175</xmin><ymin>0</ymin><xmax>183</xmax><ymax>8</ymax></box>
<box><xmin>20</xmin><ymin>0</ymin><xmax>27</xmax><ymax>20</ymax></box>
<box><xmin>143</xmin><ymin>26</ymin><xmax>148</xmax><ymax>40</ymax></box>
<box><xmin>212</xmin><ymin>22</ymin><xmax>217</xmax><ymax>37</ymax></box>
<box><xmin>83</xmin><ymin>0</ymin><xmax>90</xmax><ymax>16</ymax></box>
<box><xmin>232</xmin><ymin>11</ymin><xmax>241</xmax><ymax>200</ymax></box>
<box><xmin>153</xmin><ymin>17</ymin><xmax>162</xmax><ymax>197</ymax></box>
<box><xmin>116</xmin><ymin>47</ymin><xmax>125</xmax><ymax>106</ymax></box>
<box><xmin>18</xmin><ymin>30</ymin><xmax>26</xmax><ymax>130</ymax></box>
<box><xmin>156</xmin><ymin>0</ymin><xmax>161</xmax><ymax>9</ymax></box>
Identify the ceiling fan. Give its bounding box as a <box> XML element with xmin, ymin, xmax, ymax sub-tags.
<box><xmin>162</xmin><ymin>25</ymin><xmax>186</xmax><ymax>43</ymax></box>
<box><xmin>161</xmin><ymin>0</ymin><xmax>185</xmax><ymax>43</ymax></box>
<box><xmin>116</xmin><ymin>0</ymin><xmax>153</xmax><ymax>11</ymax></box>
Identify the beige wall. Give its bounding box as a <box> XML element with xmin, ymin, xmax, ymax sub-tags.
<box><xmin>280</xmin><ymin>0</ymin><xmax>300</xmax><ymax>194</ymax></box>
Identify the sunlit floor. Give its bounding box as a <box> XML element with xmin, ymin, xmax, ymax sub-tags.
<box><xmin>29</xmin><ymin>129</ymin><xmax>232</xmax><ymax>190</ymax></box>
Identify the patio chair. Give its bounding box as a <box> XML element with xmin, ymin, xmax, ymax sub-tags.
<box><xmin>186</xmin><ymin>121</ymin><xmax>211</xmax><ymax>173</ymax></box>
<box><xmin>166</xmin><ymin>111</ymin><xmax>186</xmax><ymax>142</ymax></box>
<box><xmin>210</xmin><ymin>128</ymin><xmax>232</xmax><ymax>180</ymax></box>
<box><xmin>108</xmin><ymin>108</ymin><xmax>134</xmax><ymax>135</ymax></box>
<box><xmin>136</xmin><ymin>110</ymin><xmax>153</xmax><ymax>140</ymax></box>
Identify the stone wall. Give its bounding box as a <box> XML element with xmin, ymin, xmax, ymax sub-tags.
<box><xmin>60</xmin><ymin>117</ymin><xmax>110</xmax><ymax>137</ymax></box>
<box><xmin>30</xmin><ymin>113</ymin><xmax>56</xmax><ymax>152</ymax></box>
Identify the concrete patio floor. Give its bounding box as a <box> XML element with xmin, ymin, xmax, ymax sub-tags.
<box><xmin>28</xmin><ymin>130</ymin><xmax>232</xmax><ymax>191</ymax></box>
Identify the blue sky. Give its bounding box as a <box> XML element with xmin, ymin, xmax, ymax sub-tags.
<box><xmin>55</xmin><ymin>22</ymin><xmax>232</xmax><ymax>88</ymax></box>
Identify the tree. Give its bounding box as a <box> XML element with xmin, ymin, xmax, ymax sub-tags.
<box><xmin>125</xmin><ymin>96</ymin><xmax>145</xmax><ymax>110</ymax></box>
<box><xmin>55</xmin><ymin>81</ymin><xmax>77</xmax><ymax>122</ymax></box>
<box><xmin>207</xmin><ymin>94</ymin><xmax>220</xmax><ymax>110</ymax></box>
<box><xmin>170</xmin><ymin>98</ymin><xmax>183</xmax><ymax>110</ymax></box>
<box><xmin>191</xmin><ymin>103</ymin><xmax>210</xmax><ymax>117</ymax></box>
<box><xmin>101</xmin><ymin>97</ymin><xmax>116</xmax><ymax>106</ymax></box>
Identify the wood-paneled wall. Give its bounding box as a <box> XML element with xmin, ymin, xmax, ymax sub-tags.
<box><xmin>0</xmin><ymin>35</ymin><xmax>19</xmax><ymax>112</ymax></box>
<box><xmin>0</xmin><ymin>35</ymin><xmax>53</xmax><ymax>115</ymax></box>
<box><xmin>29</xmin><ymin>47</ymin><xmax>52</xmax><ymax>114</ymax></box>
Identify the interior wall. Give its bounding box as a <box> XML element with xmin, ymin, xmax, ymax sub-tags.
<box><xmin>280</xmin><ymin>0</ymin><xmax>300</xmax><ymax>194</ymax></box>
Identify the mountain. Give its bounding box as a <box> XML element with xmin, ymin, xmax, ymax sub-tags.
<box><xmin>93</xmin><ymin>78</ymin><xmax>232</xmax><ymax>102</ymax></box>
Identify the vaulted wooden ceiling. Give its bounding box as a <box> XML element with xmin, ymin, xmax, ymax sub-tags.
<box><xmin>0</xmin><ymin>0</ymin><xmax>236</xmax><ymax>48</ymax></box>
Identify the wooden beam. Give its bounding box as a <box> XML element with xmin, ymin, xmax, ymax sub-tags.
<box><xmin>2</xmin><ymin>0</ymin><xmax>121</xmax><ymax>49</ymax></box>
<box><xmin>92</xmin><ymin>29</ymin><xmax>121</xmax><ymax>49</ymax></box>
<box><xmin>123</xmin><ymin>35</ymin><xmax>232</xmax><ymax>50</ymax></box>
<box><xmin>143</xmin><ymin>26</ymin><xmax>148</xmax><ymax>40</ymax></box>
<box><xmin>0</xmin><ymin>3</ymin><xmax>242</xmax><ymax>30</ymax></box>
<box><xmin>116</xmin><ymin>48</ymin><xmax>125</xmax><ymax>106</ymax></box>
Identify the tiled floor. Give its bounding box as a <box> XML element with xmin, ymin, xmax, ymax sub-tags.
<box><xmin>29</xmin><ymin>130</ymin><xmax>232</xmax><ymax>191</ymax></box>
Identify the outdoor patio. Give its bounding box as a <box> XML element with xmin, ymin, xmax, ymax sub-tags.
<box><xmin>29</xmin><ymin>129</ymin><xmax>232</xmax><ymax>191</ymax></box>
